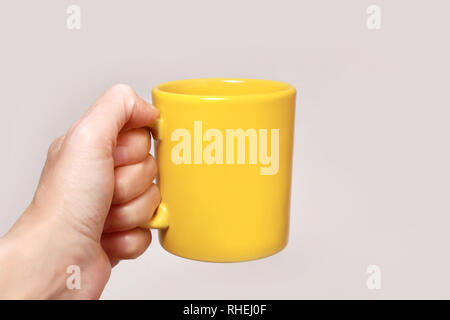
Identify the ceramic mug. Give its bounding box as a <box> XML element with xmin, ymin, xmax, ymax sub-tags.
<box><xmin>141</xmin><ymin>78</ymin><xmax>296</xmax><ymax>262</ymax></box>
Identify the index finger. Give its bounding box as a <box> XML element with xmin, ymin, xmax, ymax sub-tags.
<box><xmin>75</xmin><ymin>84</ymin><xmax>159</xmax><ymax>145</ymax></box>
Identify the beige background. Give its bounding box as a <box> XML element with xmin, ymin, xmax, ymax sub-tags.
<box><xmin>1</xmin><ymin>0</ymin><xmax>449</xmax><ymax>299</ymax></box>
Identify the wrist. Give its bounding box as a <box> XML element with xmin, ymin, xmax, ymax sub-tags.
<box><xmin>0</xmin><ymin>213</ymin><xmax>83</xmax><ymax>299</ymax></box>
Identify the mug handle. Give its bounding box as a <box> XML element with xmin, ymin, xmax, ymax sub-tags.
<box><xmin>139</xmin><ymin>118</ymin><xmax>169</xmax><ymax>229</ymax></box>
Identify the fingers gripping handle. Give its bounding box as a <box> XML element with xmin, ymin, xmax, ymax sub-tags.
<box><xmin>141</xmin><ymin>202</ymin><xmax>169</xmax><ymax>229</ymax></box>
<box><xmin>148</xmin><ymin>118</ymin><xmax>163</xmax><ymax>140</ymax></box>
<box><xmin>140</xmin><ymin>118</ymin><xmax>169</xmax><ymax>229</ymax></box>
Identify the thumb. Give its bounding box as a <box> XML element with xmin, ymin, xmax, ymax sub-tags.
<box><xmin>65</xmin><ymin>84</ymin><xmax>159</xmax><ymax>154</ymax></box>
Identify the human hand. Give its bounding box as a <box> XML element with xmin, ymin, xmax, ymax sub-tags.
<box><xmin>0</xmin><ymin>84</ymin><xmax>160</xmax><ymax>299</ymax></box>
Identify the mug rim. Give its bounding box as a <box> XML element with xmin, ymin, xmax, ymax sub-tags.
<box><xmin>153</xmin><ymin>78</ymin><xmax>296</xmax><ymax>100</ymax></box>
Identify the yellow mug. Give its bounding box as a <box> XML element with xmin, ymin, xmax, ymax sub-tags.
<box><xmin>142</xmin><ymin>78</ymin><xmax>296</xmax><ymax>262</ymax></box>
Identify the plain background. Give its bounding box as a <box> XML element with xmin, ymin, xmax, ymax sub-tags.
<box><xmin>1</xmin><ymin>0</ymin><xmax>450</xmax><ymax>299</ymax></box>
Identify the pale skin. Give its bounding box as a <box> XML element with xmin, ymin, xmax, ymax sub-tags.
<box><xmin>0</xmin><ymin>84</ymin><xmax>160</xmax><ymax>299</ymax></box>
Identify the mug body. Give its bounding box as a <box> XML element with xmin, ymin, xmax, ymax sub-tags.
<box><xmin>152</xmin><ymin>78</ymin><xmax>296</xmax><ymax>262</ymax></box>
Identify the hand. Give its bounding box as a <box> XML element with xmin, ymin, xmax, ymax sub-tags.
<box><xmin>0</xmin><ymin>84</ymin><xmax>160</xmax><ymax>299</ymax></box>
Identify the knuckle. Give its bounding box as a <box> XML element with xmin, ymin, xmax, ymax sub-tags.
<box><xmin>138</xmin><ymin>185</ymin><xmax>161</xmax><ymax>224</ymax></box>
<box><xmin>114</xmin><ymin>175</ymin><xmax>126</xmax><ymax>199</ymax></box>
<box><xmin>67</xmin><ymin>121</ymin><xmax>112</xmax><ymax>151</ymax></box>
<box><xmin>112</xmin><ymin>206</ymin><xmax>132</xmax><ymax>229</ymax></box>
<box><xmin>47</xmin><ymin>136</ymin><xmax>64</xmax><ymax>155</ymax></box>
<box><xmin>67</xmin><ymin>120</ymin><xmax>98</xmax><ymax>147</ymax></box>
<box><xmin>146</xmin><ymin>155</ymin><xmax>158</xmax><ymax>177</ymax></box>
<box><xmin>146</xmin><ymin>185</ymin><xmax>161</xmax><ymax>219</ymax></box>
<box><xmin>48</xmin><ymin>139</ymin><xmax>58</xmax><ymax>153</ymax></box>
<box><xmin>108</xmin><ymin>83</ymin><xmax>135</xmax><ymax>98</ymax></box>
<box><xmin>138</xmin><ymin>128</ymin><xmax>151</xmax><ymax>148</ymax></box>
<box><xmin>152</xmin><ymin>185</ymin><xmax>162</xmax><ymax>205</ymax></box>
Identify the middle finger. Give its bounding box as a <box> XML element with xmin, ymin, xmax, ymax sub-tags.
<box><xmin>112</xmin><ymin>154</ymin><xmax>157</xmax><ymax>204</ymax></box>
